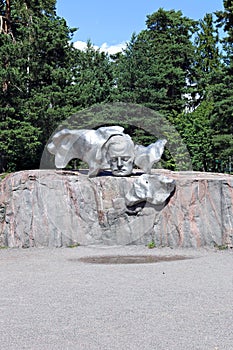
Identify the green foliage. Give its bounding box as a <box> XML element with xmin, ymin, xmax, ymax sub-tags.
<box><xmin>214</xmin><ymin>243</ymin><xmax>229</xmax><ymax>250</ymax></box>
<box><xmin>113</xmin><ymin>9</ymin><xmax>198</xmax><ymax>115</ymax></box>
<box><xmin>71</xmin><ymin>40</ymin><xmax>115</xmax><ymax>108</ymax></box>
<box><xmin>67</xmin><ymin>242</ymin><xmax>80</xmax><ymax>248</ymax></box>
<box><xmin>216</xmin><ymin>0</ymin><xmax>233</xmax><ymax>51</ymax></box>
<box><xmin>173</xmin><ymin>100</ymin><xmax>214</xmax><ymax>171</ymax></box>
<box><xmin>207</xmin><ymin>2</ymin><xmax>233</xmax><ymax>169</ymax></box>
<box><xmin>0</xmin><ymin>2</ymin><xmax>232</xmax><ymax>174</ymax></box>
<box><xmin>0</xmin><ymin>0</ymin><xmax>78</xmax><ymax>171</ymax></box>
<box><xmin>0</xmin><ymin>172</ymin><xmax>10</xmax><ymax>180</ymax></box>
<box><xmin>195</xmin><ymin>13</ymin><xmax>221</xmax><ymax>76</ymax></box>
<box><xmin>194</xmin><ymin>12</ymin><xmax>222</xmax><ymax>104</ymax></box>
<box><xmin>147</xmin><ymin>240</ymin><xmax>156</xmax><ymax>249</ymax></box>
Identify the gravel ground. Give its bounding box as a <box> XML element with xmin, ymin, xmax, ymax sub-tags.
<box><xmin>0</xmin><ymin>245</ymin><xmax>233</xmax><ymax>350</ymax></box>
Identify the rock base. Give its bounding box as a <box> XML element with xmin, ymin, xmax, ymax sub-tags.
<box><xmin>1</xmin><ymin>170</ymin><xmax>233</xmax><ymax>248</ymax></box>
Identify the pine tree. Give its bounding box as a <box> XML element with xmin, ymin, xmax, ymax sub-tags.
<box><xmin>194</xmin><ymin>13</ymin><xmax>221</xmax><ymax>95</ymax></box>
<box><xmin>113</xmin><ymin>9</ymin><xmax>198</xmax><ymax>115</ymax></box>
<box><xmin>209</xmin><ymin>0</ymin><xmax>233</xmax><ymax>170</ymax></box>
<box><xmin>71</xmin><ymin>40</ymin><xmax>114</xmax><ymax>108</ymax></box>
<box><xmin>173</xmin><ymin>100</ymin><xmax>214</xmax><ymax>171</ymax></box>
<box><xmin>0</xmin><ymin>0</ymin><xmax>77</xmax><ymax>171</ymax></box>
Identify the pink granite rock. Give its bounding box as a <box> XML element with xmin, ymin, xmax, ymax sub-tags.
<box><xmin>0</xmin><ymin>169</ymin><xmax>232</xmax><ymax>248</ymax></box>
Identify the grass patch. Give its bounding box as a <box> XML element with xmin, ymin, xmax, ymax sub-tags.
<box><xmin>214</xmin><ymin>243</ymin><xmax>228</xmax><ymax>250</ymax></box>
<box><xmin>67</xmin><ymin>243</ymin><xmax>80</xmax><ymax>248</ymax></box>
<box><xmin>147</xmin><ymin>240</ymin><xmax>156</xmax><ymax>249</ymax></box>
<box><xmin>0</xmin><ymin>173</ymin><xmax>10</xmax><ymax>180</ymax></box>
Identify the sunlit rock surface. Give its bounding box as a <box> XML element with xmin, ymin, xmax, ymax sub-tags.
<box><xmin>0</xmin><ymin>169</ymin><xmax>232</xmax><ymax>248</ymax></box>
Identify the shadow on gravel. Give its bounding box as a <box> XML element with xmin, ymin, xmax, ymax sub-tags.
<box><xmin>71</xmin><ymin>255</ymin><xmax>193</xmax><ymax>265</ymax></box>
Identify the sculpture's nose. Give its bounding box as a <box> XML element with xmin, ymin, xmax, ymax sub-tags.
<box><xmin>117</xmin><ymin>157</ymin><xmax>123</xmax><ymax>168</ymax></box>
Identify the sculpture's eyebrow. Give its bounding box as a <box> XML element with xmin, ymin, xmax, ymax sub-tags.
<box><xmin>110</xmin><ymin>156</ymin><xmax>131</xmax><ymax>160</ymax></box>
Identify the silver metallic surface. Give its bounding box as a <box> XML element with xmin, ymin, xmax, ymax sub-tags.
<box><xmin>47</xmin><ymin>126</ymin><xmax>166</xmax><ymax>177</ymax></box>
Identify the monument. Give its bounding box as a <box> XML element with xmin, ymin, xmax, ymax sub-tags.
<box><xmin>47</xmin><ymin>126</ymin><xmax>175</xmax><ymax>207</ymax></box>
<box><xmin>1</xmin><ymin>104</ymin><xmax>233</xmax><ymax>249</ymax></box>
<box><xmin>47</xmin><ymin>126</ymin><xmax>167</xmax><ymax>177</ymax></box>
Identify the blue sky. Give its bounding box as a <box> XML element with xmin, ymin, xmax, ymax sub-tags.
<box><xmin>56</xmin><ymin>0</ymin><xmax>224</xmax><ymax>53</ymax></box>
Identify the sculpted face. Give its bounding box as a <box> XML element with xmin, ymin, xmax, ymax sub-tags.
<box><xmin>106</xmin><ymin>135</ymin><xmax>135</xmax><ymax>176</ymax></box>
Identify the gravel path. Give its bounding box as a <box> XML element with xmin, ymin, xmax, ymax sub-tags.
<box><xmin>0</xmin><ymin>246</ymin><xmax>232</xmax><ymax>350</ymax></box>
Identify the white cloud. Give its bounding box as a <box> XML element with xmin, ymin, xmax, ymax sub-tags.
<box><xmin>99</xmin><ymin>42</ymin><xmax>127</xmax><ymax>54</ymax></box>
<box><xmin>73</xmin><ymin>40</ymin><xmax>126</xmax><ymax>55</ymax></box>
<box><xmin>73</xmin><ymin>40</ymin><xmax>97</xmax><ymax>51</ymax></box>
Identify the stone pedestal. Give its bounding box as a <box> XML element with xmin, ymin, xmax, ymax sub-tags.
<box><xmin>1</xmin><ymin>170</ymin><xmax>233</xmax><ymax>248</ymax></box>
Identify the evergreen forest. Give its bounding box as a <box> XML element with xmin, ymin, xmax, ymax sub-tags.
<box><xmin>1</xmin><ymin>0</ymin><xmax>233</xmax><ymax>173</ymax></box>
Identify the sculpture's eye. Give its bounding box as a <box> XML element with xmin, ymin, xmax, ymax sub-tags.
<box><xmin>111</xmin><ymin>157</ymin><xmax>118</xmax><ymax>162</ymax></box>
<box><xmin>122</xmin><ymin>157</ymin><xmax>130</xmax><ymax>161</ymax></box>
